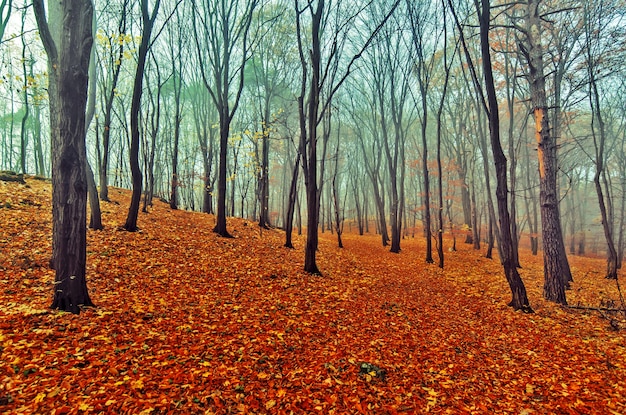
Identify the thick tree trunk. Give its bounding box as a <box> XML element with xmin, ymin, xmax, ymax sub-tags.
<box><xmin>522</xmin><ymin>0</ymin><xmax>570</xmax><ymax>302</ymax></box>
<box><xmin>34</xmin><ymin>0</ymin><xmax>95</xmax><ymax>313</ymax></box>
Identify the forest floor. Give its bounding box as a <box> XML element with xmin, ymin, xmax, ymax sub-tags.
<box><xmin>0</xmin><ymin>178</ymin><xmax>625</xmax><ymax>415</ymax></box>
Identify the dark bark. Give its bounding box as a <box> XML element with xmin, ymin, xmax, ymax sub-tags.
<box><xmin>19</xmin><ymin>8</ymin><xmax>29</xmax><ymax>175</ymax></box>
<box><xmin>451</xmin><ymin>0</ymin><xmax>532</xmax><ymax>311</ymax></box>
<box><xmin>478</xmin><ymin>0</ymin><xmax>531</xmax><ymax>311</ymax></box>
<box><xmin>519</xmin><ymin>0</ymin><xmax>570</xmax><ymax>302</ymax></box>
<box><xmin>34</xmin><ymin>0</ymin><xmax>95</xmax><ymax>313</ymax></box>
<box><xmin>584</xmin><ymin>4</ymin><xmax>618</xmax><ymax>279</ymax></box>
<box><xmin>284</xmin><ymin>151</ymin><xmax>300</xmax><ymax>249</ymax></box>
<box><xmin>142</xmin><ymin>61</ymin><xmax>163</xmax><ymax>212</ymax></box>
<box><xmin>124</xmin><ymin>0</ymin><xmax>160</xmax><ymax>232</ymax></box>
<box><xmin>87</xmin><ymin>160</ymin><xmax>102</xmax><ymax>230</ymax></box>
<box><xmin>435</xmin><ymin>3</ymin><xmax>451</xmax><ymax>268</ymax></box>
<box><xmin>407</xmin><ymin>3</ymin><xmax>433</xmax><ymax>263</ymax></box>
<box><xmin>258</xmin><ymin>125</ymin><xmax>271</xmax><ymax>228</ymax></box>
<box><xmin>301</xmin><ymin>1</ymin><xmax>322</xmax><ymax>275</ymax></box>
<box><xmin>331</xmin><ymin>137</ymin><xmax>343</xmax><ymax>248</ymax></box>
<box><xmin>169</xmin><ymin>76</ymin><xmax>182</xmax><ymax>210</ymax></box>
<box><xmin>85</xmin><ymin>16</ymin><xmax>102</xmax><ymax>231</ymax></box>
<box><xmin>192</xmin><ymin>0</ymin><xmax>257</xmax><ymax>237</ymax></box>
<box><xmin>351</xmin><ymin>170</ymin><xmax>364</xmax><ymax>235</ymax></box>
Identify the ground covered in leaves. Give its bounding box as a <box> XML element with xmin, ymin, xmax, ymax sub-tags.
<box><xmin>1</xmin><ymin>178</ymin><xmax>625</xmax><ymax>414</ymax></box>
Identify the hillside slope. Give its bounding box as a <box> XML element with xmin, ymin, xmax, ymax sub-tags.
<box><xmin>1</xmin><ymin>178</ymin><xmax>625</xmax><ymax>414</ymax></box>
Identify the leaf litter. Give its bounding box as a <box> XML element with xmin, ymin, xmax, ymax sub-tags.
<box><xmin>0</xmin><ymin>178</ymin><xmax>625</xmax><ymax>414</ymax></box>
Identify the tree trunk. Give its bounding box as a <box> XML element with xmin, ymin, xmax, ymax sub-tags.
<box><xmin>521</xmin><ymin>0</ymin><xmax>570</xmax><ymax>302</ymax></box>
<box><xmin>456</xmin><ymin>0</ymin><xmax>532</xmax><ymax>312</ymax></box>
<box><xmin>34</xmin><ymin>0</ymin><xmax>95</xmax><ymax>313</ymax></box>
<box><xmin>258</xmin><ymin>118</ymin><xmax>271</xmax><ymax>228</ymax></box>
<box><xmin>214</xmin><ymin>113</ymin><xmax>232</xmax><ymax>236</ymax></box>
<box><xmin>85</xmin><ymin>15</ymin><xmax>102</xmax><ymax>231</ymax></box>
<box><xmin>124</xmin><ymin>0</ymin><xmax>160</xmax><ymax>232</ymax></box>
<box><xmin>99</xmin><ymin>0</ymin><xmax>127</xmax><ymax>202</ymax></box>
<box><xmin>284</xmin><ymin>152</ymin><xmax>300</xmax><ymax>249</ymax></box>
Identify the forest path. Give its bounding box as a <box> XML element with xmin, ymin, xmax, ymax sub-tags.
<box><xmin>0</xmin><ymin>178</ymin><xmax>624</xmax><ymax>414</ymax></box>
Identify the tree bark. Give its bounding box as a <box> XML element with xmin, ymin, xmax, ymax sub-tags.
<box><xmin>34</xmin><ymin>0</ymin><xmax>95</xmax><ymax>313</ymax></box>
<box><xmin>124</xmin><ymin>0</ymin><xmax>160</xmax><ymax>231</ymax></box>
<box><xmin>520</xmin><ymin>0</ymin><xmax>570</xmax><ymax>302</ymax></box>
<box><xmin>451</xmin><ymin>0</ymin><xmax>532</xmax><ymax>311</ymax></box>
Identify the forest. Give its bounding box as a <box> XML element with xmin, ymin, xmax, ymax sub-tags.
<box><xmin>0</xmin><ymin>0</ymin><xmax>625</xmax><ymax>412</ymax></box>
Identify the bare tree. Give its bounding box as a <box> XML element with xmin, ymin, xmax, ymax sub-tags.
<box><xmin>0</xmin><ymin>0</ymin><xmax>12</xmax><ymax>42</ymax></box>
<box><xmin>582</xmin><ymin>0</ymin><xmax>623</xmax><ymax>279</ymax></box>
<box><xmin>192</xmin><ymin>0</ymin><xmax>260</xmax><ymax>237</ymax></box>
<box><xmin>97</xmin><ymin>0</ymin><xmax>129</xmax><ymax>202</ymax></box>
<box><xmin>450</xmin><ymin>0</ymin><xmax>532</xmax><ymax>312</ymax></box>
<box><xmin>295</xmin><ymin>0</ymin><xmax>399</xmax><ymax>274</ymax></box>
<box><xmin>123</xmin><ymin>0</ymin><xmax>161</xmax><ymax>231</ymax></box>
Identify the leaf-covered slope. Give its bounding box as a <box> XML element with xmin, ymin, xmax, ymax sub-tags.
<box><xmin>1</xmin><ymin>179</ymin><xmax>625</xmax><ymax>414</ymax></box>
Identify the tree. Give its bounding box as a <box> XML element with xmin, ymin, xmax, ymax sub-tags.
<box><xmin>0</xmin><ymin>0</ymin><xmax>11</xmax><ymax>42</ymax></box>
<box><xmin>85</xmin><ymin>10</ymin><xmax>102</xmax><ymax>230</ymax></box>
<box><xmin>408</xmin><ymin>0</ymin><xmax>436</xmax><ymax>263</ymax></box>
<box><xmin>123</xmin><ymin>0</ymin><xmax>161</xmax><ymax>232</ymax></box>
<box><xmin>368</xmin><ymin>2</ymin><xmax>415</xmax><ymax>254</ymax></box>
<box><xmin>247</xmin><ymin>2</ymin><xmax>294</xmax><ymax>228</ymax></box>
<box><xmin>33</xmin><ymin>0</ymin><xmax>95</xmax><ymax>313</ymax></box>
<box><xmin>192</xmin><ymin>0</ymin><xmax>260</xmax><ymax>237</ymax></box>
<box><xmin>450</xmin><ymin>0</ymin><xmax>532</xmax><ymax>312</ymax></box>
<box><xmin>518</xmin><ymin>0</ymin><xmax>571</xmax><ymax>303</ymax></box>
<box><xmin>582</xmin><ymin>0</ymin><xmax>621</xmax><ymax>279</ymax></box>
<box><xmin>97</xmin><ymin>0</ymin><xmax>129</xmax><ymax>202</ymax></box>
<box><xmin>167</xmin><ymin>5</ymin><xmax>186</xmax><ymax>210</ymax></box>
<box><xmin>295</xmin><ymin>0</ymin><xmax>399</xmax><ymax>274</ymax></box>
<box><xmin>347</xmin><ymin>79</ymin><xmax>390</xmax><ymax>247</ymax></box>
<box><xmin>434</xmin><ymin>0</ymin><xmax>454</xmax><ymax>268</ymax></box>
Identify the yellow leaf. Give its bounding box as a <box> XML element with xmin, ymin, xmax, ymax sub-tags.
<box><xmin>265</xmin><ymin>399</ymin><xmax>276</xmax><ymax>409</ymax></box>
<box><xmin>131</xmin><ymin>379</ymin><xmax>144</xmax><ymax>390</ymax></box>
<box><xmin>34</xmin><ymin>392</ymin><xmax>46</xmax><ymax>403</ymax></box>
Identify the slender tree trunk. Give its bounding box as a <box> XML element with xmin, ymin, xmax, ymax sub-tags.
<box><xmin>451</xmin><ymin>0</ymin><xmax>532</xmax><ymax>311</ymax></box>
<box><xmin>170</xmin><ymin>98</ymin><xmax>181</xmax><ymax>210</ymax></box>
<box><xmin>480</xmin><ymin>0</ymin><xmax>531</xmax><ymax>311</ymax></box>
<box><xmin>19</xmin><ymin>7</ymin><xmax>29</xmax><ymax>174</ymax></box>
<box><xmin>284</xmin><ymin>152</ymin><xmax>300</xmax><ymax>249</ymax></box>
<box><xmin>99</xmin><ymin>0</ymin><xmax>127</xmax><ymax>201</ymax></box>
<box><xmin>85</xmin><ymin>14</ymin><xmax>102</xmax><ymax>230</ymax></box>
<box><xmin>124</xmin><ymin>0</ymin><xmax>160</xmax><ymax>232</ymax></box>
<box><xmin>435</xmin><ymin>9</ymin><xmax>450</xmax><ymax>268</ymax></box>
